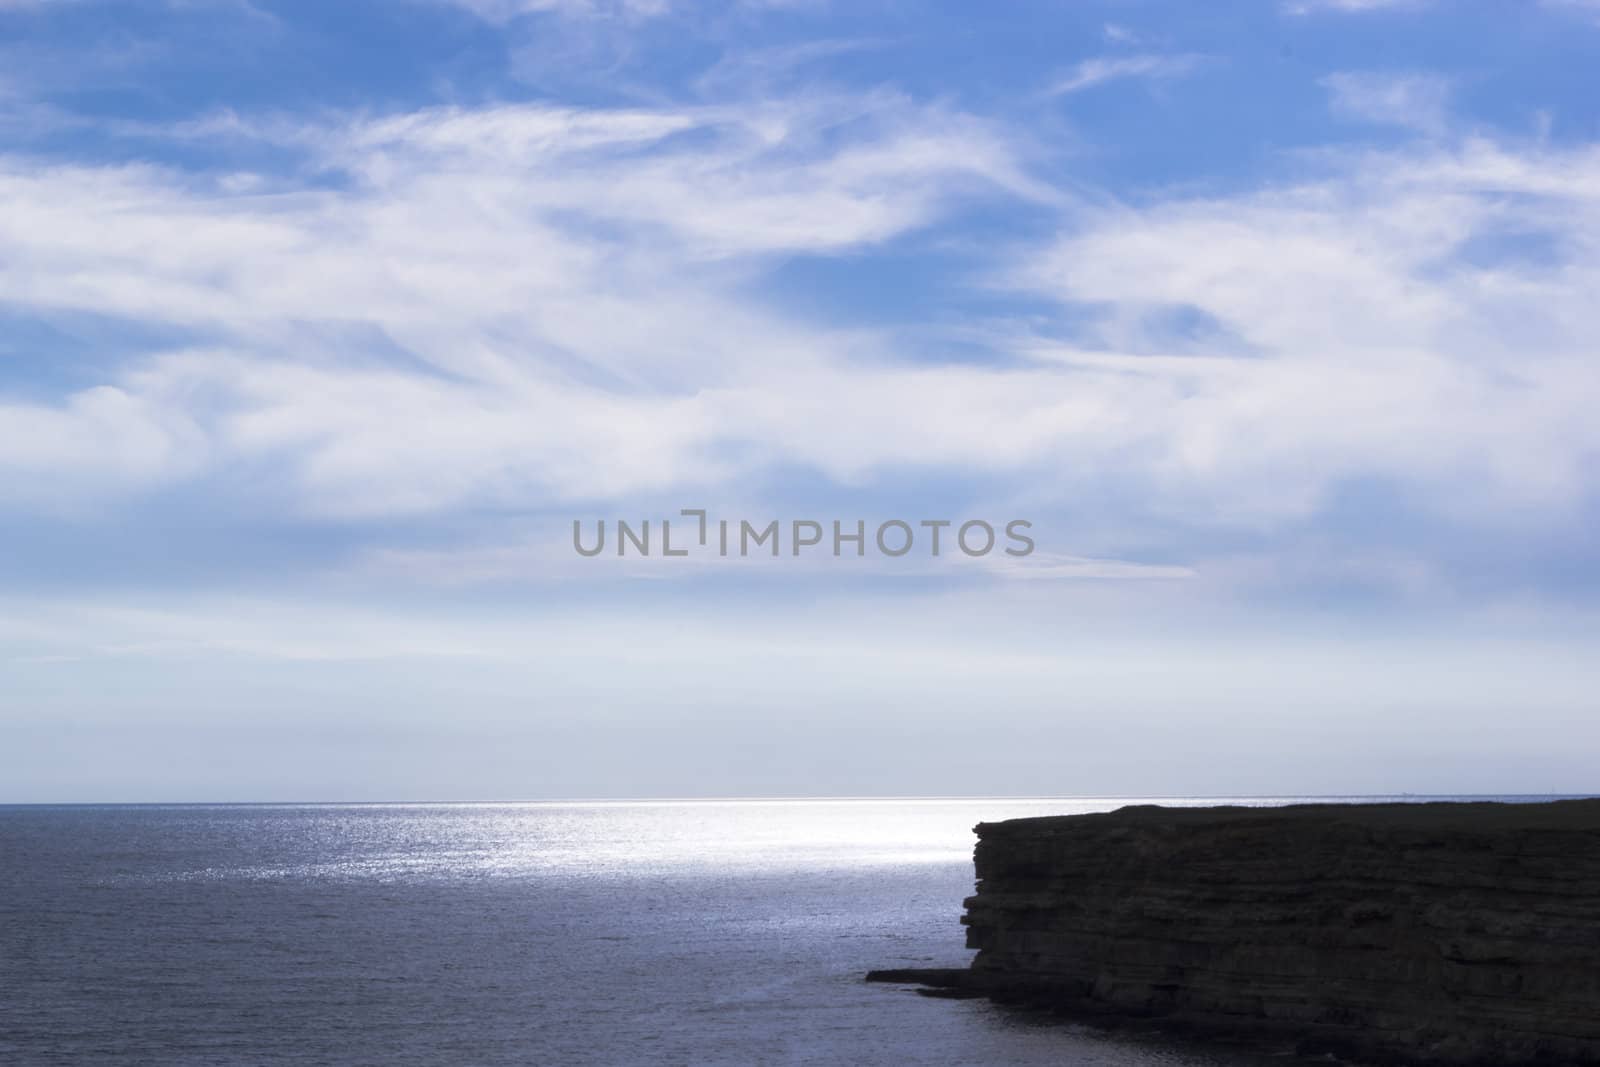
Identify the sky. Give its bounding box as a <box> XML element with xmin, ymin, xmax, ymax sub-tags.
<box><xmin>2</xmin><ymin>0</ymin><xmax>1598</xmax><ymax>801</ymax></box>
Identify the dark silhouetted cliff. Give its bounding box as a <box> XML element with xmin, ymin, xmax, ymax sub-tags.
<box><xmin>872</xmin><ymin>800</ymin><xmax>1600</xmax><ymax>1065</ymax></box>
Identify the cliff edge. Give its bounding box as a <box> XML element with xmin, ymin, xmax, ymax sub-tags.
<box><xmin>873</xmin><ymin>799</ymin><xmax>1600</xmax><ymax>1065</ymax></box>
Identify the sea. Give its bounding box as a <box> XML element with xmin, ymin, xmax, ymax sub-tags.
<box><xmin>0</xmin><ymin>796</ymin><xmax>1574</xmax><ymax>1066</ymax></box>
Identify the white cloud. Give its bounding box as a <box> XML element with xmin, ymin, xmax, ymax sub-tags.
<box><xmin>1048</xmin><ymin>54</ymin><xmax>1205</xmax><ymax>95</ymax></box>
<box><xmin>432</xmin><ymin>0</ymin><xmax>669</xmax><ymax>23</ymax></box>
<box><xmin>350</xmin><ymin>533</ymin><xmax>1194</xmax><ymax>587</ymax></box>
<box><xmin>1322</xmin><ymin>71</ymin><xmax>1452</xmax><ymax>133</ymax></box>
<box><xmin>1</xmin><ymin>92</ymin><xmax>1599</xmax><ymax>554</ymax></box>
<box><xmin>0</xmin><ymin>384</ymin><xmax>206</xmax><ymax>509</ymax></box>
<box><xmin>1283</xmin><ymin>0</ymin><xmax>1424</xmax><ymax>14</ymax></box>
<box><xmin>0</xmin><ymin>95</ymin><xmax>1046</xmax><ymax>515</ymax></box>
<box><xmin>1007</xmin><ymin>137</ymin><xmax>1600</xmax><ymax>524</ymax></box>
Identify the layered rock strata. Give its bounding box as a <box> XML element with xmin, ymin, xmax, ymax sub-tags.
<box><xmin>870</xmin><ymin>800</ymin><xmax>1600</xmax><ymax>1065</ymax></box>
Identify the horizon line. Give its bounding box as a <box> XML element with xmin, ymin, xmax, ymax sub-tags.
<box><xmin>2</xmin><ymin>792</ymin><xmax>1593</xmax><ymax>808</ymax></box>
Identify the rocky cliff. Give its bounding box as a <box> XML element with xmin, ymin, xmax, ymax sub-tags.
<box><xmin>873</xmin><ymin>800</ymin><xmax>1600</xmax><ymax>1065</ymax></box>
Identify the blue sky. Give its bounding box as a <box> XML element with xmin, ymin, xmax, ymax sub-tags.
<box><xmin>2</xmin><ymin>0</ymin><xmax>1599</xmax><ymax>800</ymax></box>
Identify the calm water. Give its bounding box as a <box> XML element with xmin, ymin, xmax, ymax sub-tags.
<box><xmin>0</xmin><ymin>796</ymin><xmax>1565</xmax><ymax>1065</ymax></box>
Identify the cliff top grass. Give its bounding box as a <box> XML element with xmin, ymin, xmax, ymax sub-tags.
<box><xmin>979</xmin><ymin>797</ymin><xmax>1600</xmax><ymax>835</ymax></box>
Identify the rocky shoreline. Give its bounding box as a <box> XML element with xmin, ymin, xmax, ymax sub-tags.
<box><xmin>869</xmin><ymin>799</ymin><xmax>1600</xmax><ymax>1065</ymax></box>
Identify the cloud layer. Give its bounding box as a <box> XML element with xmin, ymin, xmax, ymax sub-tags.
<box><xmin>3</xmin><ymin>100</ymin><xmax>1597</xmax><ymax>557</ymax></box>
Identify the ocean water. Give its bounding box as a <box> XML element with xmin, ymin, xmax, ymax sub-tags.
<box><xmin>0</xmin><ymin>796</ymin><xmax>1565</xmax><ymax>1065</ymax></box>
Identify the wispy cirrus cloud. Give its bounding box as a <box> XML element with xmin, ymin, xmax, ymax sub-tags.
<box><xmin>1047</xmin><ymin>53</ymin><xmax>1206</xmax><ymax>95</ymax></box>
<box><xmin>5</xmin><ymin>105</ymin><xmax>1600</xmax><ymax>577</ymax></box>
<box><xmin>1322</xmin><ymin>71</ymin><xmax>1452</xmax><ymax>134</ymax></box>
<box><xmin>0</xmin><ymin>93</ymin><xmax>1046</xmax><ymax>518</ymax></box>
<box><xmin>1007</xmin><ymin>136</ymin><xmax>1600</xmax><ymax>533</ymax></box>
<box><xmin>429</xmin><ymin>0</ymin><xmax>670</xmax><ymax>23</ymax></box>
<box><xmin>1283</xmin><ymin>0</ymin><xmax>1425</xmax><ymax>14</ymax></box>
